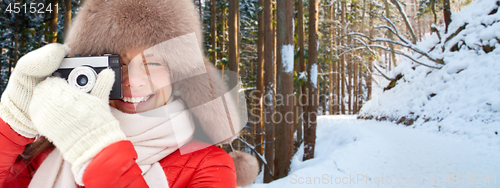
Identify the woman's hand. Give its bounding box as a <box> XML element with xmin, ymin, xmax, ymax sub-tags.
<box><xmin>29</xmin><ymin>69</ymin><xmax>126</xmax><ymax>185</ymax></box>
<box><xmin>0</xmin><ymin>43</ymin><xmax>70</xmax><ymax>138</ymax></box>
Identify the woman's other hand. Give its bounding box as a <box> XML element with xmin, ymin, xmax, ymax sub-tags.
<box><xmin>0</xmin><ymin>43</ymin><xmax>70</xmax><ymax>138</ymax></box>
<box><xmin>29</xmin><ymin>69</ymin><xmax>126</xmax><ymax>185</ymax></box>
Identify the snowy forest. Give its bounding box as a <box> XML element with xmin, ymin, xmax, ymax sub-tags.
<box><xmin>1</xmin><ymin>0</ymin><xmax>499</xmax><ymax>187</ymax></box>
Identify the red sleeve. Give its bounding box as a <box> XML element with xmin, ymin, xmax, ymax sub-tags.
<box><xmin>187</xmin><ymin>147</ymin><xmax>237</xmax><ymax>188</ymax></box>
<box><xmin>82</xmin><ymin>140</ymin><xmax>148</xmax><ymax>188</ymax></box>
<box><xmin>0</xmin><ymin>118</ymin><xmax>35</xmax><ymax>187</ymax></box>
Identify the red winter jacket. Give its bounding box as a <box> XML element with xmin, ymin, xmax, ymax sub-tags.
<box><xmin>0</xmin><ymin>118</ymin><xmax>237</xmax><ymax>188</ymax></box>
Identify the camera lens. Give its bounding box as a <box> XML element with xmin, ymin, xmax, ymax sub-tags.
<box><xmin>76</xmin><ymin>75</ymin><xmax>88</xmax><ymax>86</ymax></box>
<box><xmin>68</xmin><ymin>66</ymin><xmax>97</xmax><ymax>93</ymax></box>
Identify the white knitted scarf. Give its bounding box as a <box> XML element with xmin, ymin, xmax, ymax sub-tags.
<box><xmin>29</xmin><ymin>100</ymin><xmax>195</xmax><ymax>188</ymax></box>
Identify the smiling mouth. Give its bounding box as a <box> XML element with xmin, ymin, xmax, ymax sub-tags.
<box><xmin>121</xmin><ymin>94</ymin><xmax>153</xmax><ymax>103</ymax></box>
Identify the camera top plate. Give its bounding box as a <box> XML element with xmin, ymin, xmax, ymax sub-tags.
<box><xmin>59</xmin><ymin>56</ymin><xmax>118</xmax><ymax>69</ymax></box>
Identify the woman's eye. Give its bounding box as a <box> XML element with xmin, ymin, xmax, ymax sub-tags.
<box><xmin>146</xmin><ymin>62</ymin><xmax>162</xmax><ymax>66</ymax></box>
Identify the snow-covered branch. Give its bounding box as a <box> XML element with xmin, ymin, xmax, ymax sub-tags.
<box><xmin>431</xmin><ymin>24</ymin><xmax>442</xmax><ymax>41</ymax></box>
<box><xmin>367</xmin><ymin>44</ymin><xmax>441</xmax><ymax>69</ymax></box>
<box><xmin>389</xmin><ymin>0</ymin><xmax>418</xmax><ymax>43</ymax></box>
<box><xmin>374</xmin><ymin>14</ymin><xmax>414</xmax><ymax>45</ymax></box>
<box><xmin>373</xmin><ymin>63</ymin><xmax>395</xmax><ymax>81</ymax></box>
<box><xmin>345</xmin><ymin>32</ymin><xmax>444</xmax><ymax>66</ymax></box>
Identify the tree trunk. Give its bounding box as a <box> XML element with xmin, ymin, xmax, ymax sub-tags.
<box><xmin>431</xmin><ymin>0</ymin><xmax>437</xmax><ymax>25</ymax></box>
<box><xmin>443</xmin><ymin>0</ymin><xmax>452</xmax><ymax>33</ymax></box>
<box><xmin>263</xmin><ymin>0</ymin><xmax>275</xmax><ymax>182</ymax></box>
<box><xmin>211</xmin><ymin>0</ymin><xmax>218</xmax><ymax>65</ymax></box>
<box><xmin>198</xmin><ymin>0</ymin><xmax>203</xmax><ymax>22</ymax></box>
<box><xmin>352</xmin><ymin>0</ymin><xmax>358</xmax><ymax>114</ymax></box>
<box><xmin>347</xmin><ymin>50</ymin><xmax>351</xmax><ymax>114</ymax></box>
<box><xmin>329</xmin><ymin>3</ymin><xmax>334</xmax><ymax>115</ymax></box>
<box><xmin>10</xmin><ymin>15</ymin><xmax>19</xmax><ymax>78</ymax></box>
<box><xmin>383</xmin><ymin>0</ymin><xmax>396</xmax><ymax>68</ymax></box>
<box><xmin>303</xmin><ymin>0</ymin><xmax>318</xmax><ymax>161</ymax></box>
<box><xmin>340</xmin><ymin>1</ymin><xmax>346</xmax><ymax>115</ymax></box>
<box><xmin>237</xmin><ymin>0</ymin><xmax>241</xmax><ymax>58</ymax></box>
<box><xmin>358</xmin><ymin>52</ymin><xmax>363</xmax><ymax>111</ymax></box>
<box><xmin>48</xmin><ymin>0</ymin><xmax>58</xmax><ymax>43</ymax></box>
<box><xmin>219</xmin><ymin>5</ymin><xmax>226</xmax><ymax>69</ymax></box>
<box><xmin>294</xmin><ymin>95</ymin><xmax>301</xmax><ymax>150</ymax></box>
<box><xmin>367</xmin><ymin>1</ymin><xmax>373</xmax><ymax>101</ymax></box>
<box><xmin>42</xmin><ymin>0</ymin><xmax>49</xmax><ymax>44</ymax></box>
<box><xmin>322</xmin><ymin>80</ymin><xmax>327</xmax><ymax>114</ymax></box>
<box><xmin>347</xmin><ymin>2</ymin><xmax>352</xmax><ymax>115</ymax></box>
<box><xmin>335</xmin><ymin>1</ymin><xmax>340</xmax><ymax>115</ymax></box>
<box><xmin>255</xmin><ymin>0</ymin><xmax>265</xmax><ymax>156</ymax></box>
<box><xmin>359</xmin><ymin>0</ymin><xmax>367</xmax><ymax>111</ymax></box>
<box><xmin>353</xmin><ymin>60</ymin><xmax>358</xmax><ymax>114</ymax></box>
<box><xmin>298</xmin><ymin>0</ymin><xmax>305</xmax><ymax>74</ymax></box>
<box><xmin>298</xmin><ymin>0</ymin><xmax>307</xmax><ymax>148</ymax></box>
<box><xmin>64</xmin><ymin>0</ymin><xmax>71</xmax><ymax>37</ymax></box>
<box><xmin>228</xmin><ymin>0</ymin><xmax>239</xmax><ymax>87</ymax></box>
<box><xmin>274</xmin><ymin>0</ymin><xmax>294</xmax><ymax>178</ymax></box>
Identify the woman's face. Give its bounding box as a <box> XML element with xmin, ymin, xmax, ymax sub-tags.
<box><xmin>109</xmin><ymin>49</ymin><xmax>172</xmax><ymax>114</ymax></box>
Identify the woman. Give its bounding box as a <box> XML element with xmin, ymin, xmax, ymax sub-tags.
<box><xmin>0</xmin><ymin>0</ymin><xmax>258</xmax><ymax>187</ymax></box>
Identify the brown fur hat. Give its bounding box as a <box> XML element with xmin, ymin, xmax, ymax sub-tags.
<box><xmin>65</xmin><ymin>0</ymin><xmax>243</xmax><ymax>145</ymax></box>
<box><xmin>65</xmin><ymin>0</ymin><xmax>203</xmax><ymax>57</ymax></box>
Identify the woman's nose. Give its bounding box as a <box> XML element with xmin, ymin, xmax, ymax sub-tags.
<box><xmin>122</xmin><ymin>63</ymin><xmax>148</xmax><ymax>90</ymax></box>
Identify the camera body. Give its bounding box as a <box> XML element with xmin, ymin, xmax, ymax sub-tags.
<box><xmin>53</xmin><ymin>55</ymin><xmax>122</xmax><ymax>100</ymax></box>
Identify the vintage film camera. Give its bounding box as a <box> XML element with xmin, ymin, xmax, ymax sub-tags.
<box><xmin>53</xmin><ymin>55</ymin><xmax>122</xmax><ymax>100</ymax></box>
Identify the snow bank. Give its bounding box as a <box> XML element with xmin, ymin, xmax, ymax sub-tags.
<box><xmin>359</xmin><ymin>0</ymin><xmax>500</xmax><ymax>145</ymax></box>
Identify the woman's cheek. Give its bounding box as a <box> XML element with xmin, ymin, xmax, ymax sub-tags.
<box><xmin>151</xmin><ymin>70</ymin><xmax>172</xmax><ymax>90</ymax></box>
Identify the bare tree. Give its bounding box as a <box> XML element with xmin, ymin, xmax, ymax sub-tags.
<box><xmin>198</xmin><ymin>0</ymin><xmax>202</xmax><ymax>22</ymax></box>
<box><xmin>275</xmin><ymin>0</ymin><xmax>294</xmax><ymax>178</ymax></box>
<box><xmin>263</xmin><ymin>0</ymin><xmax>275</xmax><ymax>182</ymax></box>
<box><xmin>298</xmin><ymin>0</ymin><xmax>306</xmax><ymax>145</ymax></box>
<box><xmin>48</xmin><ymin>0</ymin><xmax>58</xmax><ymax>43</ymax></box>
<box><xmin>335</xmin><ymin>0</ymin><xmax>341</xmax><ymax>115</ymax></box>
<box><xmin>219</xmin><ymin>4</ymin><xmax>227</xmax><ymax>70</ymax></box>
<box><xmin>349</xmin><ymin>0</ymin><xmax>356</xmax><ymax>114</ymax></box>
<box><xmin>228</xmin><ymin>0</ymin><xmax>239</xmax><ymax>87</ymax></box>
<box><xmin>303</xmin><ymin>0</ymin><xmax>318</xmax><ymax>161</ymax></box>
<box><xmin>211</xmin><ymin>0</ymin><xmax>218</xmax><ymax>65</ymax></box>
<box><xmin>340</xmin><ymin>0</ymin><xmax>346</xmax><ymax>115</ymax></box>
<box><xmin>367</xmin><ymin>1</ymin><xmax>374</xmax><ymax>101</ymax></box>
<box><xmin>443</xmin><ymin>0</ymin><xmax>452</xmax><ymax>33</ymax></box>
<box><xmin>11</xmin><ymin>15</ymin><xmax>18</xmax><ymax>77</ymax></box>
<box><xmin>255</xmin><ymin>0</ymin><xmax>265</xmax><ymax>156</ymax></box>
<box><xmin>64</xmin><ymin>0</ymin><xmax>71</xmax><ymax>36</ymax></box>
<box><xmin>383</xmin><ymin>0</ymin><xmax>397</xmax><ymax>68</ymax></box>
<box><xmin>329</xmin><ymin>1</ymin><xmax>335</xmax><ymax>115</ymax></box>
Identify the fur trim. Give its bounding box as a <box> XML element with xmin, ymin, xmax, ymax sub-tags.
<box><xmin>230</xmin><ymin>151</ymin><xmax>259</xmax><ymax>187</ymax></box>
<box><xmin>65</xmin><ymin>0</ymin><xmax>243</xmax><ymax>144</ymax></box>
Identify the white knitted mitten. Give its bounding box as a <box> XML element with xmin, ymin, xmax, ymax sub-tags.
<box><xmin>0</xmin><ymin>43</ymin><xmax>70</xmax><ymax>138</ymax></box>
<box><xmin>29</xmin><ymin>69</ymin><xmax>126</xmax><ymax>184</ymax></box>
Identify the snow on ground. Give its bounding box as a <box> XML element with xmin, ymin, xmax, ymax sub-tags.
<box><xmin>246</xmin><ymin>116</ymin><xmax>500</xmax><ymax>188</ymax></box>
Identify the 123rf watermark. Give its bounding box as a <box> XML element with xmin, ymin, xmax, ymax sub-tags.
<box><xmin>289</xmin><ymin>174</ymin><xmax>497</xmax><ymax>185</ymax></box>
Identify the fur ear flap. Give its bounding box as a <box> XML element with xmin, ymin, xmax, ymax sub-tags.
<box><xmin>229</xmin><ymin>151</ymin><xmax>259</xmax><ymax>187</ymax></box>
